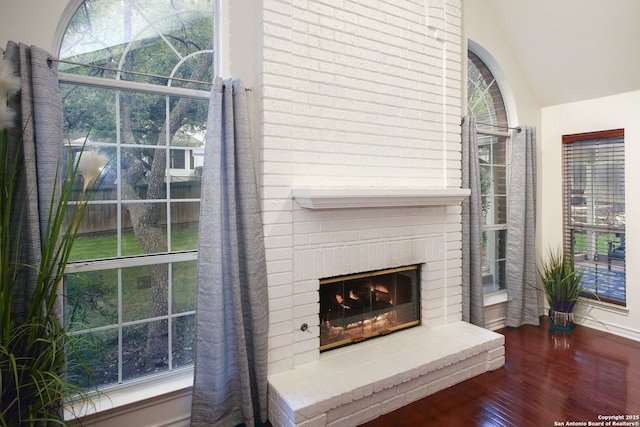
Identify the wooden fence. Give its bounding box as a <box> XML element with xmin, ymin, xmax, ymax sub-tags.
<box><xmin>74</xmin><ymin>180</ymin><xmax>201</xmax><ymax>235</ymax></box>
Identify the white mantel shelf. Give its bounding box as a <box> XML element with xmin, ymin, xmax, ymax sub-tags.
<box><xmin>292</xmin><ymin>188</ymin><xmax>471</xmax><ymax>209</ymax></box>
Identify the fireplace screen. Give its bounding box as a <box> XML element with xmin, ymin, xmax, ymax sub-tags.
<box><xmin>319</xmin><ymin>265</ymin><xmax>420</xmax><ymax>352</ymax></box>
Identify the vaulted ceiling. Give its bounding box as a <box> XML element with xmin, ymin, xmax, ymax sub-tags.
<box><xmin>486</xmin><ymin>0</ymin><xmax>640</xmax><ymax>107</ymax></box>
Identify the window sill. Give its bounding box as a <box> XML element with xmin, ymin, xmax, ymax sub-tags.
<box><xmin>484</xmin><ymin>290</ymin><xmax>507</xmax><ymax>307</ymax></box>
<box><xmin>65</xmin><ymin>367</ymin><xmax>193</xmax><ymax>421</ymax></box>
<box><xmin>578</xmin><ymin>296</ymin><xmax>629</xmax><ymax>315</ymax></box>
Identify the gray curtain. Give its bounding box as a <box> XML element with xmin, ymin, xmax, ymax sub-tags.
<box><xmin>505</xmin><ymin>126</ymin><xmax>539</xmax><ymax>327</ymax></box>
<box><xmin>191</xmin><ymin>78</ymin><xmax>269</xmax><ymax>427</ymax></box>
<box><xmin>3</xmin><ymin>41</ymin><xmax>63</xmax><ymax>321</ymax></box>
<box><xmin>461</xmin><ymin>116</ymin><xmax>485</xmax><ymax>326</ymax></box>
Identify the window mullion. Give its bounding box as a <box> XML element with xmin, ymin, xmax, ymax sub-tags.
<box><xmin>59</xmin><ymin>72</ymin><xmax>211</xmax><ymax>101</ymax></box>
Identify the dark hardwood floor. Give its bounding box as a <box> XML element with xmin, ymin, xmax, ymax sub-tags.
<box><xmin>359</xmin><ymin>317</ymin><xmax>640</xmax><ymax>427</ymax></box>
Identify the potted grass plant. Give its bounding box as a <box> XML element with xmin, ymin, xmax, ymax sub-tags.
<box><xmin>0</xmin><ymin>58</ymin><xmax>96</xmax><ymax>426</ymax></box>
<box><xmin>537</xmin><ymin>247</ymin><xmax>589</xmax><ymax>333</ymax></box>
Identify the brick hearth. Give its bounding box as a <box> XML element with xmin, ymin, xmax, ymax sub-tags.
<box><xmin>268</xmin><ymin>322</ymin><xmax>505</xmax><ymax>427</ymax></box>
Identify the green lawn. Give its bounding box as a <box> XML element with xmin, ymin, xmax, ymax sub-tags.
<box><xmin>69</xmin><ymin>224</ymin><xmax>199</xmax><ymax>261</ymax></box>
<box><xmin>67</xmin><ymin>225</ymin><xmax>199</xmax><ymax>328</ymax></box>
<box><xmin>572</xmin><ymin>231</ymin><xmax>620</xmax><ymax>254</ymax></box>
<box><xmin>65</xmin><ymin>226</ymin><xmax>199</xmax><ymax>386</ymax></box>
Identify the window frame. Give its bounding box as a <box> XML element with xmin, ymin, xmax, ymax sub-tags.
<box><xmin>60</xmin><ymin>67</ymin><xmax>211</xmax><ymax>391</ymax></box>
<box><xmin>56</xmin><ymin>0</ymin><xmax>217</xmax><ymax>401</ymax></box>
<box><xmin>562</xmin><ymin>128</ymin><xmax>626</xmax><ymax>306</ymax></box>
<box><xmin>58</xmin><ymin>76</ymin><xmax>209</xmax><ymax>422</ymax></box>
<box><xmin>477</xmin><ymin>128</ymin><xmax>510</xmax><ymax>296</ymax></box>
<box><xmin>467</xmin><ymin>48</ymin><xmax>511</xmax><ymax>297</ymax></box>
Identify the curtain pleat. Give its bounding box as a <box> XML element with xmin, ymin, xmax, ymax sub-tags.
<box><xmin>461</xmin><ymin>116</ymin><xmax>485</xmax><ymax>327</ymax></box>
<box><xmin>191</xmin><ymin>77</ymin><xmax>269</xmax><ymax>427</ymax></box>
<box><xmin>505</xmin><ymin>126</ymin><xmax>540</xmax><ymax>327</ymax></box>
<box><xmin>3</xmin><ymin>41</ymin><xmax>63</xmax><ymax>323</ymax></box>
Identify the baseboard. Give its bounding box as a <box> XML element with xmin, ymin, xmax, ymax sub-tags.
<box><xmin>574</xmin><ymin>314</ymin><xmax>640</xmax><ymax>342</ymax></box>
<box><xmin>484</xmin><ymin>299</ymin><xmax>506</xmax><ymax>331</ymax></box>
<box><xmin>485</xmin><ymin>314</ymin><xmax>506</xmax><ymax>331</ymax></box>
<box><xmin>71</xmin><ymin>387</ymin><xmax>192</xmax><ymax>427</ymax></box>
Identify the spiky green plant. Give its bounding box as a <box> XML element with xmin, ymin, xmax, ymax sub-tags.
<box><xmin>537</xmin><ymin>247</ymin><xmax>590</xmax><ymax>327</ymax></box>
<box><xmin>0</xmin><ymin>59</ymin><xmax>95</xmax><ymax>426</ymax></box>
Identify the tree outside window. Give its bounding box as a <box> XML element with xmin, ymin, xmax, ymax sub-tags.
<box><xmin>59</xmin><ymin>0</ymin><xmax>214</xmax><ymax>388</ymax></box>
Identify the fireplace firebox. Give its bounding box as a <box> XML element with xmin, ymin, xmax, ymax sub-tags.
<box><xmin>319</xmin><ymin>265</ymin><xmax>420</xmax><ymax>352</ymax></box>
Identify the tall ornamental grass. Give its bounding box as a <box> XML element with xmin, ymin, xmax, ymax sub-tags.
<box><xmin>0</xmin><ymin>57</ymin><xmax>95</xmax><ymax>427</ymax></box>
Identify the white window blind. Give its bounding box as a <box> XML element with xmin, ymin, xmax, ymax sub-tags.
<box><xmin>562</xmin><ymin>129</ymin><xmax>626</xmax><ymax>305</ymax></box>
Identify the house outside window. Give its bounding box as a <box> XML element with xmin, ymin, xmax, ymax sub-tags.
<box><xmin>171</xmin><ymin>148</ymin><xmax>187</xmax><ymax>169</ymax></box>
<box><xmin>562</xmin><ymin>129</ymin><xmax>626</xmax><ymax>305</ymax></box>
<box><xmin>58</xmin><ymin>0</ymin><xmax>215</xmax><ymax>388</ymax></box>
<box><xmin>467</xmin><ymin>50</ymin><xmax>510</xmax><ymax>295</ymax></box>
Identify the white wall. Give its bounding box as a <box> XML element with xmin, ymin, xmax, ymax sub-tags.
<box><xmin>541</xmin><ymin>92</ymin><xmax>640</xmax><ymax>341</ymax></box>
<box><xmin>0</xmin><ymin>0</ymin><xmax>68</xmax><ymax>53</ymax></box>
<box><xmin>462</xmin><ymin>0</ymin><xmax>540</xmax><ymax>128</ymax></box>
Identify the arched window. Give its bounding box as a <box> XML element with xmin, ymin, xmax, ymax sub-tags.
<box><xmin>467</xmin><ymin>48</ymin><xmax>509</xmax><ymax>295</ymax></box>
<box><xmin>57</xmin><ymin>0</ymin><xmax>215</xmax><ymax>389</ymax></box>
<box><xmin>468</xmin><ymin>50</ymin><xmax>508</xmax><ymax>130</ymax></box>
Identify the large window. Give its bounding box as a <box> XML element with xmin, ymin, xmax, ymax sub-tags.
<box><xmin>562</xmin><ymin>129</ymin><xmax>626</xmax><ymax>305</ymax></box>
<box><xmin>467</xmin><ymin>50</ymin><xmax>510</xmax><ymax>295</ymax></box>
<box><xmin>58</xmin><ymin>0</ymin><xmax>215</xmax><ymax>388</ymax></box>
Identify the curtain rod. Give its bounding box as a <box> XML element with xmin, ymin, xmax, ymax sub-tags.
<box><xmin>1</xmin><ymin>46</ymin><xmax>213</xmax><ymax>86</ymax></box>
<box><xmin>2</xmin><ymin>48</ymin><xmax>252</xmax><ymax>90</ymax></box>
<box><xmin>476</xmin><ymin>121</ymin><xmax>519</xmax><ymax>130</ymax></box>
<box><xmin>53</xmin><ymin>57</ymin><xmax>215</xmax><ymax>87</ymax></box>
<box><xmin>461</xmin><ymin>117</ymin><xmax>521</xmax><ymax>133</ymax></box>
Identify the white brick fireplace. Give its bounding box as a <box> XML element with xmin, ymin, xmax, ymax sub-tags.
<box><xmin>265</xmin><ymin>190</ymin><xmax>505</xmax><ymax>427</ymax></box>
<box><xmin>258</xmin><ymin>1</ymin><xmax>505</xmax><ymax>426</ymax></box>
